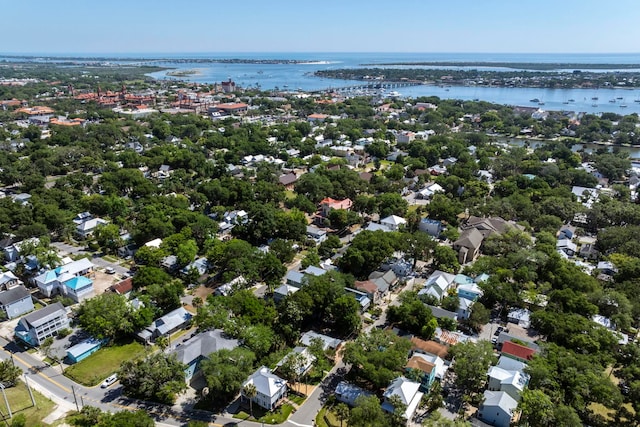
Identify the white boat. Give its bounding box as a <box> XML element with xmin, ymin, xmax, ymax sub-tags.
<box><xmin>387</xmin><ymin>91</ymin><xmax>401</xmax><ymax>98</ymax></box>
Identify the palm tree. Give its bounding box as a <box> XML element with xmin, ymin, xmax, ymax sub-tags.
<box><xmin>334</xmin><ymin>402</ymin><xmax>350</xmax><ymax>427</ymax></box>
<box><xmin>243</xmin><ymin>383</ymin><xmax>257</xmax><ymax>419</ymax></box>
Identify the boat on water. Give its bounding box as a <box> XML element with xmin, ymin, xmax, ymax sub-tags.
<box><xmin>620</xmin><ymin>104</ymin><xmax>628</xmax><ymax>108</ymax></box>
<box><xmin>530</xmin><ymin>98</ymin><xmax>540</xmax><ymax>103</ymax></box>
<box><xmin>538</xmin><ymin>101</ymin><xmax>545</xmax><ymax>105</ymax></box>
<box><xmin>609</xmin><ymin>99</ymin><xmax>616</xmax><ymax>103</ymax></box>
<box><xmin>568</xmin><ymin>99</ymin><xmax>575</xmax><ymax>102</ymax></box>
<box><xmin>617</xmin><ymin>96</ymin><xmax>624</xmax><ymax>100</ymax></box>
<box><xmin>592</xmin><ymin>96</ymin><xmax>599</xmax><ymax>100</ymax></box>
<box><xmin>387</xmin><ymin>91</ymin><xmax>401</xmax><ymax>98</ymax></box>
<box><xmin>592</xmin><ymin>103</ymin><xmax>598</xmax><ymax>107</ymax></box>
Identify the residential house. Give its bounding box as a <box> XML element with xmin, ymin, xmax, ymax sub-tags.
<box><xmin>396</xmin><ymin>131</ymin><xmax>416</xmax><ymax>144</ymax></box>
<box><xmin>284</xmin><ymin>270</ymin><xmax>306</xmax><ymax>288</ymax></box>
<box><xmin>273</xmin><ymin>284</ymin><xmax>299</xmax><ymax>303</ymax></box>
<box><xmin>501</xmin><ymin>341</ymin><xmax>537</xmax><ymax>362</ymax></box>
<box><xmin>369</xmin><ymin>269</ymin><xmax>398</xmax><ymax>296</ymax></box>
<box><xmin>426</xmin><ymin>305</ymin><xmax>458</xmax><ymax>322</ymax></box>
<box><xmin>406</xmin><ymin>352</ymin><xmax>448</xmax><ymax>391</ymax></box>
<box><xmin>456</xmin><ymin>298</ymin><xmax>473</xmax><ymax>320</ymax></box>
<box><xmin>335</xmin><ymin>381</ymin><xmax>373</xmax><ymax>407</ymax></box>
<box><xmin>66</xmin><ymin>338</ymin><xmax>104</xmax><ymax>364</ymax></box>
<box><xmin>495</xmin><ymin>333</ymin><xmax>540</xmax><ymax>352</ymax></box>
<box><xmin>380</xmin><ymin>215</ymin><xmax>407</xmax><ymax>232</ymax></box>
<box><xmin>319</xmin><ymin>197</ymin><xmax>352</xmax><ymax>217</ymax></box>
<box><xmin>300</xmin><ymin>331</ymin><xmax>342</xmax><ymax>351</ymax></box>
<box><xmin>278</xmin><ymin>173</ymin><xmax>298</xmax><ymax>190</ymax></box>
<box><xmin>137</xmin><ymin>307</ymin><xmax>192</xmax><ymax>343</ymax></box>
<box><xmin>487</xmin><ymin>365</ymin><xmax>529</xmax><ymax>401</ymax></box>
<box><xmin>410</xmin><ymin>337</ymin><xmax>449</xmax><ymax>359</ymax></box>
<box><xmin>416</xmin><ymin>183</ymin><xmax>444</xmax><ymax>200</ymax></box>
<box><xmin>306</xmin><ymin>226</ymin><xmax>327</xmax><ymax>246</ymax></box>
<box><xmin>33</xmin><ymin>258</ymin><xmax>94</xmax><ymax>302</ymax></box>
<box><xmin>172</xmin><ymin>330</ymin><xmax>239</xmax><ymax>380</ymax></box>
<box><xmin>181</xmin><ymin>257</ymin><xmax>209</xmax><ymax>276</ymax></box>
<box><xmin>353</xmin><ymin>280</ymin><xmax>380</xmax><ymax>304</ymax></box>
<box><xmin>381</xmin><ymin>377</ymin><xmax>424</xmax><ymax>420</ymax></box>
<box><xmin>507</xmin><ymin>308</ymin><xmax>531</xmax><ymax>328</ymax></box>
<box><xmin>344</xmin><ymin>288</ymin><xmax>371</xmax><ymax>312</ymax></box>
<box><xmin>0</xmin><ymin>271</ymin><xmax>22</xmax><ymax>291</ymax></box>
<box><xmin>14</xmin><ymin>302</ymin><xmax>69</xmax><ymax>346</ymax></box>
<box><xmin>108</xmin><ymin>278</ymin><xmax>133</xmax><ymax>297</ymax></box>
<box><xmin>556</xmin><ymin>238</ymin><xmax>577</xmax><ymax>256</ymax></box>
<box><xmin>0</xmin><ymin>285</ymin><xmax>34</xmax><ymax>319</ymax></box>
<box><xmin>307</xmin><ymin>113</ymin><xmax>329</xmax><ymax>123</ymax></box>
<box><xmin>454</xmin><ymin>274</ymin><xmax>484</xmax><ymax>301</ymax></box>
<box><xmin>76</xmin><ymin>217</ymin><xmax>108</xmax><ymax>239</ymax></box>
<box><xmin>453</xmin><ymin>228</ymin><xmax>484</xmax><ymax>264</ymax></box>
<box><xmin>597</xmin><ymin>261</ymin><xmax>618</xmax><ymax>276</ymax></box>
<box><xmin>3</xmin><ymin>237</ymin><xmax>39</xmax><ymax>262</ymax></box>
<box><xmin>213</xmin><ymin>103</ymin><xmax>248</xmax><ymax>115</ymax></box>
<box><xmin>558</xmin><ymin>224</ymin><xmax>576</xmax><ymax>240</ymax></box>
<box><xmin>276</xmin><ymin>346</ymin><xmax>316</xmax><ymax>378</ymax></box>
<box><xmin>418</xmin><ymin>270</ymin><xmax>456</xmax><ymax>301</ymax></box>
<box><xmin>419</xmin><ymin>218</ymin><xmax>444</xmax><ymax>238</ymax></box>
<box><xmin>477</xmin><ymin>390</ymin><xmax>519</xmax><ymax>427</ymax></box>
<box><xmin>242</xmin><ymin>366</ymin><xmax>287</xmax><ymax>411</ymax></box>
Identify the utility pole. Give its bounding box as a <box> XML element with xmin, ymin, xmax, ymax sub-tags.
<box><xmin>24</xmin><ymin>374</ymin><xmax>36</xmax><ymax>407</ymax></box>
<box><xmin>0</xmin><ymin>384</ymin><xmax>12</xmax><ymax>419</ymax></box>
<box><xmin>71</xmin><ymin>385</ymin><xmax>79</xmax><ymax>411</ymax></box>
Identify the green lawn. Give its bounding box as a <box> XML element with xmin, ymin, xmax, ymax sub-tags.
<box><xmin>233</xmin><ymin>404</ymin><xmax>295</xmax><ymax>425</ymax></box>
<box><xmin>0</xmin><ymin>382</ymin><xmax>55</xmax><ymax>426</ymax></box>
<box><xmin>101</xmin><ymin>255</ymin><xmax>119</xmax><ymax>262</ymax></box>
<box><xmin>316</xmin><ymin>405</ymin><xmax>341</xmax><ymax>427</ymax></box>
<box><xmin>289</xmin><ymin>394</ymin><xmax>306</xmax><ymax>405</ymax></box>
<box><xmin>65</xmin><ymin>341</ymin><xmax>146</xmax><ymax>386</ymax></box>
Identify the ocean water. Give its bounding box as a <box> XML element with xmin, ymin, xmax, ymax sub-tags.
<box><xmin>5</xmin><ymin>52</ymin><xmax>640</xmax><ymax>114</ymax></box>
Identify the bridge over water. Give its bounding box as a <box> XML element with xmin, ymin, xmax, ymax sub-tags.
<box><xmin>309</xmin><ymin>81</ymin><xmax>423</xmax><ymax>94</ymax></box>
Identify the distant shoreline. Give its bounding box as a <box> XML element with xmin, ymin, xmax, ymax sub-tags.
<box><xmin>361</xmin><ymin>61</ymin><xmax>640</xmax><ymax>70</ymax></box>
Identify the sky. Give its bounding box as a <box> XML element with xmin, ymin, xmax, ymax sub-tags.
<box><xmin>2</xmin><ymin>0</ymin><xmax>640</xmax><ymax>55</ymax></box>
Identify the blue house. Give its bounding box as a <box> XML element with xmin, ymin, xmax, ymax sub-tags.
<box><xmin>171</xmin><ymin>330</ymin><xmax>239</xmax><ymax>380</ymax></box>
<box><xmin>66</xmin><ymin>338</ymin><xmax>105</xmax><ymax>363</ymax></box>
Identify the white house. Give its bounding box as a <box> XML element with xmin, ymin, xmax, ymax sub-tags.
<box><xmin>380</xmin><ymin>215</ymin><xmax>407</xmax><ymax>231</ymax></box>
<box><xmin>418</xmin><ymin>270</ymin><xmax>456</xmax><ymax>300</ymax></box>
<box><xmin>381</xmin><ymin>377</ymin><xmax>424</xmax><ymax>420</ymax></box>
<box><xmin>33</xmin><ymin>258</ymin><xmax>94</xmax><ymax>302</ymax></box>
<box><xmin>242</xmin><ymin>366</ymin><xmax>287</xmax><ymax>410</ymax></box>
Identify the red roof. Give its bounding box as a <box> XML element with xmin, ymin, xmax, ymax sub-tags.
<box><xmin>110</xmin><ymin>278</ymin><xmax>133</xmax><ymax>295</ymax></box>
<box><xmin>501</xmin><ymin>341</ymin><xmax>536</xmax><ymax>361</ymax></box>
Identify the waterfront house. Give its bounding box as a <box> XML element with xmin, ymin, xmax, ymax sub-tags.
<box><xmin>0</xmin><ymin>285</ymin><xmax>34</xmax><ymax>319</ymax></box>
<box><xmin>14</xmin><ymin>302</ymin><xmax>69</xmax><ymax>346</ymax></box>
<box><xmin>242</xmin><ymin>366</ymin><xmax>287</xmax><ymax>411</ymax></box>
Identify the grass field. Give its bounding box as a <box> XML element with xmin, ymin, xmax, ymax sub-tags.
<box><xmin>64</xmin><ymin>341</ymin><xmax>146</xmax><ymax>386</ymax></box>
<box><xmin>0</xmin><ymin>382</ymin><xmax>55</xmax><ymax>426</ymax></box>
<box><xmin>316</xmin><ymin>405</ymin><xmax>341</xmax><ymax>427</ymax></box>
<box><xmin>233</xmin><ymin>403</ymin><xmax>295</xmax><ymax>425</ymax></box>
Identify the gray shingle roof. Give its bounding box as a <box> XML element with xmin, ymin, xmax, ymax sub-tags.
<box><xmin>0</xmin><ymin>285</ymin><xmax>30</xmax><ymax>306</ymax></box>
<box><xmin>20</xmin><ymin>302</ymin><xmax>66</xmax><ymax>328</ymax></box>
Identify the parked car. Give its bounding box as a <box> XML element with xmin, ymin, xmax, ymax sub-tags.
<box><xmin>105</xmin><ymin>267</ymin><xmax>116</xmax><ymax>274</ymax></box>
<box><xmin>101</xmin><ymin>374</ymin><xmax>118</xmax><ymax>388</ymax></box>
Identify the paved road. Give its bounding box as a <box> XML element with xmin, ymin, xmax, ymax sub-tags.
<box><xmin>51</xmin><ymin>242</ymin><xmax>129</xmax><ymax>276</ymax></box>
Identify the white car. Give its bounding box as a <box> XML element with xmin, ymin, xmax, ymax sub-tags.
<box><xmin>101</xmin><ymin>374</ymin><xmax>118</xmax><ymax>388</ymax></box>
<box><xmin>105</xmin><ymin>267</ymin><xmax>116</xmax><ymax>274</ymax></box>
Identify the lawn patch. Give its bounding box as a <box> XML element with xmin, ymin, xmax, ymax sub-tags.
<box><xmin>0</xmin><ymin>382</ymin><xmax>55</xmax><ymax>426</ymax></box>
<box><xmin>65</xmin><ymin>341</ymin><xmax>146</xmax><ymax>386</ymax></box>
<box><xmin>258</xmin><ymin>403</ymin><xmax>294</xmax><ymax>424</ymax></box>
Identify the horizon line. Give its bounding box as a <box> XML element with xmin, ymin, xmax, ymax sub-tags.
<box><xmin>2</xmin><ymin>51</ymin><xmax>640</xmax><ymax>56</ymax></box>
